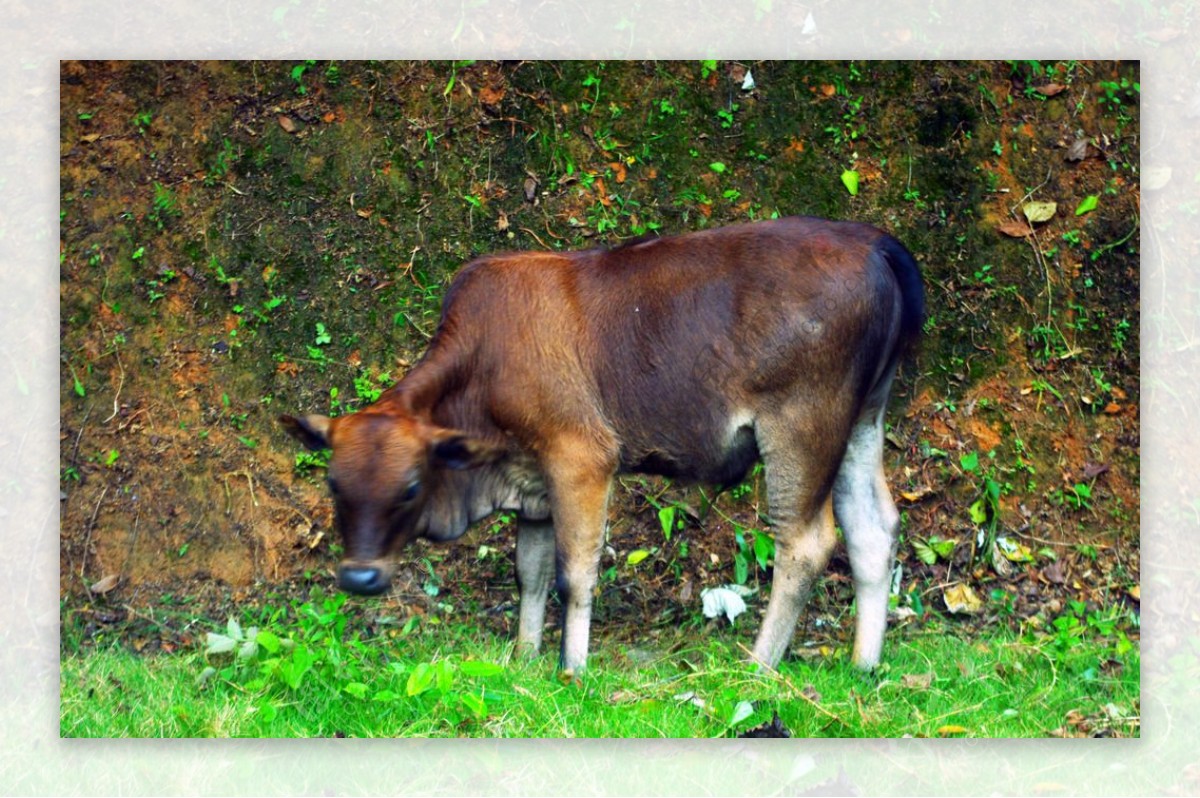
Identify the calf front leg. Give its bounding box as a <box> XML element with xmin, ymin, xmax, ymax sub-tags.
<box><xmin>515</xmin><ymin>518</ymin><xmax>556</xmax><ymax>654</ymax></box>
<box><xmin>542</xmin><ymin>438</ymin><xmax>616</xmax><ymax>673</ymax></box>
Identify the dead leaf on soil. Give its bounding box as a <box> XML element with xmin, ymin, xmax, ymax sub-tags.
<box><xmin>996</xmin><ymin>536</ymin><xmax>1034</xmax><ymax>562</ymax></box>
<box><xmin>1066</xmin><ymin>137</ymin><xmax>1089</xmax><ymax>161</ymax></box>
<box><xmin>1043</xmin><ymin>561</ymin><xmax>1066</xmax><ymax>584</ymax></box>
<box><xmin>277</xmin><ymin>115</ymin><xmax>299</xmax><ymax>134</ymax></box>
<box><xmin>1034</xmin><ymin>83</ymin><xmax>1066</xmax><ymax>97</ymax></box>
<box><xmin>1022</xmin><ymin>200</ymin><xmax>1057</xmax><ymax>224</ymax></box>
<box><xmin>997</xmin><ymin>218</ymin><xmax>1034</xmax><ymax>238</ymax></box>
<box><xmin>478</xmin><ymin>84</ymin><xmax>506</xmax><ymax>107</ymax></box>
<box><xmin>943</xmin><ymin>583</ymin><xmax>983</xmax><ymax>614</ymax></box>
<box><xmin>89</xmin><ymin>574</ymin><xmax>121</xmax><ymax>595</ymax></box>
<box><xmin>899</xmin><ymin>485</ymin><xmax>934</xmax><ymax>503</ymax></box>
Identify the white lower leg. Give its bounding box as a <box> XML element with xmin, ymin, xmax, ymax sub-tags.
<box><xmin>751</xmin><ymin>504</ymin><xmax>837</xmax><ymax>669</ymax></box>
<box><xmin>515</xmin><ymin>520</ymin><xmax>556</xmax><ymax>653</ymax></box>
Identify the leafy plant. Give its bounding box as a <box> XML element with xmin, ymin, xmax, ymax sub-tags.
<box><xmin>290</xmin><ymin>60</ymin><xmax>317</xmax><ymax>95</ymax></box>
<box><xmin>148</xmin><ymin>182</ymin><xmax>181</xmax><ymax>230</ymax></box>
<box><xmin>132</xmin><ymin>111</ymin><xmax>153</xmax><ymax>135</ymax></box>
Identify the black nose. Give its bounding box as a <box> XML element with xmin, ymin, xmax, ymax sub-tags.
<box><xmin>337</xmin><ymin>565</ymin><xmax>390</xmax><ymax>595</ymax></box>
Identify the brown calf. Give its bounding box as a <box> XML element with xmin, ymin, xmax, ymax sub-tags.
<box><xmin>281</xmin><ymin>216</ymin><xmax>923</xmax><ymax>673</ymax></box>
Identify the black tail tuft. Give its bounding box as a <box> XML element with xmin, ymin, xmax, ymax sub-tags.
<box><xmin>875</xmin><ymin>234</ymin><xmax>925</xmax><ymax>358</ymax></box>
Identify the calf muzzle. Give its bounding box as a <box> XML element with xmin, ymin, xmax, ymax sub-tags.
<box><xmin>337</xmin><ymin>563</ymin><xmax>391</xmax><ymax>595</ymax></box>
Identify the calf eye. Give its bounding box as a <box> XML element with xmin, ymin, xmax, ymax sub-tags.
<box><xmin>400</xmin><ymin>479</ymin><xmax>421</xmax><ymax>503</ymax></box>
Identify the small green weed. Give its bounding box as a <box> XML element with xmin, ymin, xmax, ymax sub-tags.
<box><xmin>148</xmin><ymin>182</ymin><xmax>181</xmax><ymax>230</ymax></box>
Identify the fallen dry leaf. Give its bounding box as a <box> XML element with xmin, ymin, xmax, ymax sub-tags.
<box><xmin>1035</xmin><ymin>83</ymin><xmax>1066</xmax><ymax>97</ymax></box>
<box><xmin>937</xmin><ymin>724</ymin><xmax>969</xmax><ymax>736</ymax></box>
<box><xmin>943</xmin><ymin>583</ymin><xmax>983</xmax><ymax>614</ymax></box>
<box><xmin>277</xmin><ymin>115</ymin><xmax>299</xmax><ymax>134</ymax></box>
<box><xmin>1022</xmin><ymin>200</ymin><xmax>1057</xmax><ymax>224</ymax></box>
<box><xmin>479</xmin><ymin>84</ymin><xmax>506</xmax><ymax>107</ymax></box>
<box><xmin>899</xmin><ymin>486</ymin><xmax>934</xmax><ymax>503</ymax></box>
<box><xmin>1066</xmin><ymin>137</ymin><xmax>1089</xmax><ymax>161</ymax></box>
<box><xmin>997</xmin><ymin>218</ymin><xmax>1034</xmax><ymax>238</ymax></box>
<box><xmin>89</xmin><ymin>574</ymin><xmax>121</xmax><ymax>595</ymax></box>
<box><xmin>1043</xmin><ymin>561</ymin><xmax>1066</xmax><ymax>584</ymax></box>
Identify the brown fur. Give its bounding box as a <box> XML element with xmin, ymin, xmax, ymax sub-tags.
<box><xmin>281</xmin><ymin>215</ymin><xmax>923</xmax><ymax>672</ymax></box>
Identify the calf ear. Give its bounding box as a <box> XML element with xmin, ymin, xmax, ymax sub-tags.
<box><xmin>430</xmin><ymin>433</ymin><xmax>502</xmax><ymax>470</ymax></box>
<box><xmin>280</xmin><ymin>414</ymin><xmax>332</xmax><ymax>451</ymax></box>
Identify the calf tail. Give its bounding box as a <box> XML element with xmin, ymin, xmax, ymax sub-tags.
<box><xmin>875</xmin><ymin>234</ymin><xmax>925</xmax><ymax>361</ymax></box>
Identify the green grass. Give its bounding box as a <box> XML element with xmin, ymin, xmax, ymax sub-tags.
<box><xmin>61</xmin><ymin>592</ymin><xmax>1139</xmax><ymax>738</ymax></box>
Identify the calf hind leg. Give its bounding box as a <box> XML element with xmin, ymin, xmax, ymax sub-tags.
<box><xmin>832</xmin><ymin>408</ymin><xmax>900</xmax><ymax>670</ymax></box>
<box><xmin>750</xmin><ymin>498</ymin><xmax>838</xmax><ymax>669</ymax></box>
<box><xmin>750</xmin><ymin>422</ymin><xmax>843</xmax><ymax>670</ymax></box>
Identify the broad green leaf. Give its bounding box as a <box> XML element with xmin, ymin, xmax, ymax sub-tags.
<box><xmin>435</xmin><ymin>659</ymin><xmax>455</xmax><ymax>693</ymax></box>
<box><xmin>969</xmin><ymin>498</ymin><xmax>989</xmax><ymax>525</ymax></box>
<box><xmin>709</xmin><ymin>162</ymin><xmax>727</xmax><ymax>173</ymax></box>
<box><xmin>343</xmin><ymin>682</ymin><xmax>368</xmax><ymax>699</ymax></box>
<box><xmin>752</xmin><ymin>531</ymin><xmax>774</xmax><ymax>570</ymax></box>
<box><xmin>255</xmin><ymin>629</ymin><xmax>281</xmax><ymax>654</ymax></box>
<box><xmin>459</xmin><ymin>660</ymin><xmax>505</xmax><ymax>678</ymax></box>
<box><xmin>930</xmin><ymin>537</ymin><xmax>956</xmax><ymax>559</ymax></box>
<box><xmin>733</xmin><ymin>550</ymin><xmax>749</xmax><ymax>585</ymax></box>
<box><xmin>373</xmin><ymin>689</ymin><xmax>399</xmax><ymax>702</ymax></box>
<box><xmin>257</xmin><ymin>701</ymin><xmax>279</xmax><ymax>723</ymax></box>
<box><xmin>913</xmin><ymin>539</ymin><xmax>937</xmax><ymax>565</ymax></box>
<box><xmin>459</xmin><ymin>691</ymin><xmax>487</xmax><ymax>720</ymax></box>
<box><xmin>960</xmin><ymin>451</ymin><xmax>979</xmax><ymax>473</ymax></box>
<box><xmin>657</xmin><ymin>506</ymin><xmax>675</xmax><ymax>540</ymax></box>
<box><xmin>407</xmin><ymin>662</ymin><xmax>434</xmax><ymax>696</ymax></box>
<box><xmin>841</xmin><ymin>169</ymin><xmax>859</xmax><ymax>196</ymax></box>
<box><xmin>626</xmin><ymin>549</ymin><xmax>651</xmax><ymax>566</ymax></box>
<box><xmin>728</xmin><ymin>700</ymin><xmax>754</xmax><ymax>726</ymax></box>
<box><xmin>1075</xmin><ymin>195</ymin><xmax>1099</xmax><ymax>215</ymax></box>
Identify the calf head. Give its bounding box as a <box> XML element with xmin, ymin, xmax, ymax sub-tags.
<box><xmin>280</xmin><ymin>409</ymin><xmax>499</xmax><ymax>596</ymax></box>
